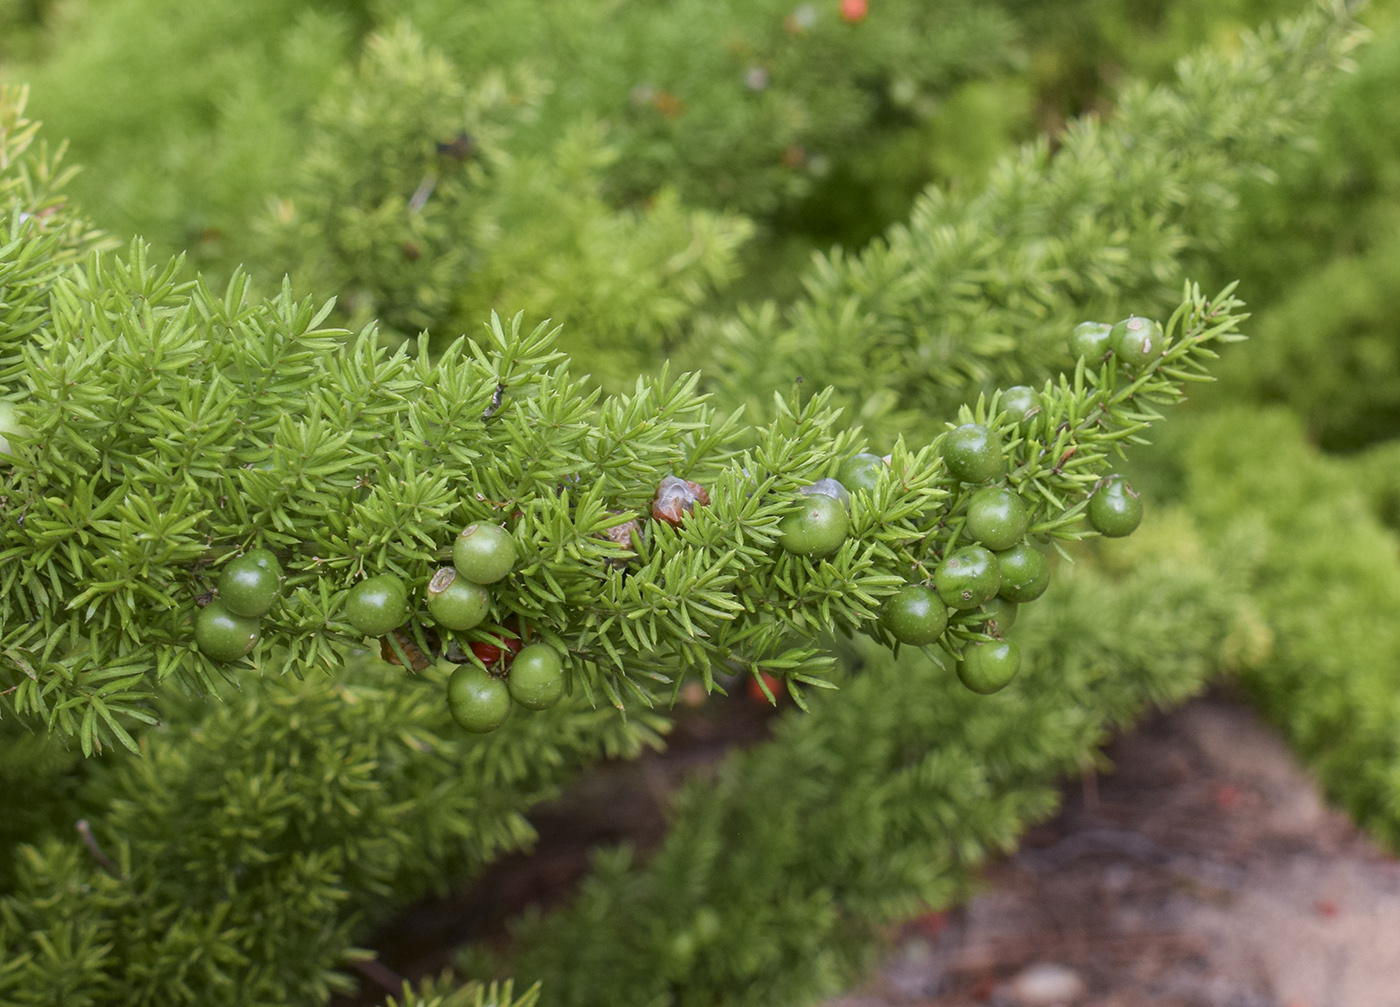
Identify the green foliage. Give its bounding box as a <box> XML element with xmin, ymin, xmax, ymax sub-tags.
<box><xmin>0</xmin><ymin>212</ymin><xmax>1245</xmax><ymax>755</ymax></box>
<box><xmin>0</xmin><ymin>7</ymin><xmax>1379</xmax><ymax>1007</ymax></box>
<box><xmin>499</xmin><ymin>518</ymin><xmax>1245</xmax><ymax>1006</ymax></box>
<box><xmin>0</xmin><ymin>655</ymin><xmax>661</xmax><ymax>1005</ymax></box>
<box><xmin>3</xmin><ymin>0</ymin><xmax>361</xmax><ymax>259</ymax></box>
<box><xmin>1163</xmin><ymin>409</ymin><xmax>1400</xmax><ymax>850</ymax></box>
<box><xmin>703</xmin><ymin>6</ymin><xmax>1359</xmax><ymax>445</ymax></box>
<box><xmin>1206</xmin><ymin>11</ymin><xmax>1400</xmax><ymax>449</ymax></box>
<box><xmin>6</xmin><ymin>0</ymin><xmax>1018</xmax><ymax>257</ymax></box>
<box><xmin>255</xmin><ymin>23</ymin><xmax>752</xmax><ymax>388</ymax></box>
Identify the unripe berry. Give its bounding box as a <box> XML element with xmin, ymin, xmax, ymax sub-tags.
<box><xmin>218</xmin><ymin>549</ymin><xmax>283</xmax><ymax>618</ymax></box>
<box><xmin>1069</xmin><ymin>321</ymin><xmax>1112</xmax><ymax>360</ymax></box>
<box><xmin>453</xmin><ymin>524</ymin><xmax>518</xmax><ymax>584</ymax></box>
<box><xmin>778</xmin><ymin>493</ymin><xmax>849</xmax><ymax>559</ymax></box>
<box><xmin>508</xmin><ymin>643</ymin><xmax>566</xmax><ymax>710</ymax></box>
<box><xmin>957</xmin><ymin>640</ymin><xmax>1021</xmax><ymax>694</ymax></box>
<box><xmin>446</xmin><ymin>662</ymin><xmax>512</xmax><ymax>733</ymax></box>
<box><xmin>942</xmin><ymin>425</ymin><xmax>1003</xmax><ymax>484</ymax></box>
<box><xmin>880</xmin><ymin>585</ymin><xmax>948</xmax><ymax>645</ymax></box>
<box><xmin>965</xmin><ymin>487</ymin><xmax>1029</xmax><ymax>551</ymax></box>
<box><xmin>426</xmin><ymin>567</ymin><xmax>490</xmax><ymax>631</ymax></box>
<box><xmin>934</xmin><ymin>546</ymin><xmax>1001</xmax><ymax>609</ymax></box>
<box><xmin>1088</xmin><ymin>475</ymin><xmax>1144</xmax><ymax>537</ymax></box>
<box><xmin>1109</xmin><ymin>316</ymin><xmax>1164</xmax><ymax>368</ymax></box>
<box><xmin>195</xmin><ymin>600</ymin><xmax>260</xmax><ymax>663</ymax></box>
<box><xmin>836</xmin><ymin>453</ymin><xmax>885</xmax><ymax>493</ymax></box>
<box><xmin>346</xmin><ymin>574</ymin><xmax>408</xmax><ymax>636</ymax></box>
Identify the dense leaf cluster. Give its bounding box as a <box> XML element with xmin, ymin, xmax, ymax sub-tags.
<box><xmin>0</xmin><ymin>654</ymin><xmax>660</xmax><ymax>1004</ymax></box>
<box><xmin>0</xmin><ymin>219</ymin><xmax>1245</xmax><ymax>755</ymax></box>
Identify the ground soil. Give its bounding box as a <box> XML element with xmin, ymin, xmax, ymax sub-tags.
<box><xmin>340</xmin><ymin>688</ymin><xmax>1400</xmax><ymax>1007</ymax></box>
<box><xmin>830</xmin><ymin>694</ymin><xmax>1400</xmax><ymax>1007</ymax></box>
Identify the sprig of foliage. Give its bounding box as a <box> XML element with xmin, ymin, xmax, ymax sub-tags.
<box><xmin>701</xmin><ymin>4</ymin><xmax>1360</xmax><ymax>444</ymax></box>
<box><xmin>0</xmin><ymin>206</ymin><xmax>1244</xmax><ymax>755</ymax></box>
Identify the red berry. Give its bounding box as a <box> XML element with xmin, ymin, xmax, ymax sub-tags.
<box><xmin>840</xmin><ymin>0</ymin><xmax>868</xmax><ymax>23</ymax></box>
<box><xmin>471</xmin><ymin>636</ymin><xmax>522</xmax><ymax>667</ymax></box>
<box><xmin>747</xmin><ymin>672</ymin><xmax>784</xmax><ymax>706</ymax></box>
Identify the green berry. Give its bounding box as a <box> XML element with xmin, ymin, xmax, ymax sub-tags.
<box><xmin>345</xmin><ymin>574</ymin><xmax>408</xmax><ymax>636</ymax></box>
<box><xmin>778</xmin><ymin>493</ymin><xmax>849</xmax><ymax>559</ymax></box>
<box><xmin>1108</xmin><ymin>316</ymin><xmax>1163</xmax><ymax>368</ymax></box>
<box><xmin>508</xmin><ymin>643</ymin><xmax>566</xmax><ymax>710</ymax></box>
<box><xmin>195</xmin><ymin>600</ymin><xmax>260</xmax><ymax>663</ymax></box>
<box><xmin>1088</xmin><ymin>475</ymin><xmax>1143</xmax><ymax>537</ymax></box>
<box><xmin>837</xmin><ymin>453</ymin><xmax>885</xmax><ymax>493</ymax></box>
<box><xmin>426</xmin><ymin>567</ymin><xmax>491</xmax><ymax>631</ymax></box>
<box><xmin>0</xmin><ymin>401</ymin><xmax>28</xmax><ymax>462</ymax></box>
<box><xmin>446</xmin><ymin>663</ymin><xmax>512</xmax><ymax>733</ymax></box>
<box><xmin>995</xmin><ymin>542</ymin><xmax>1050</xmax><ymax>602</ymax></box>
<box><xmin>218</xmin><ymin>549</ymin><xmax>283</xmax><ymax>618</ymax></box>
<box><xmin>1069</xmin><ymin>321</ymin><xmax>1113</xmax><ymax>360</ymax></box>
<box><xmin>957</xmin><ymin>640</ymin><xmax>1021</xmax><ymax>694</ymax></box>
<box><xmin>999</xmin><ymin>386</ymin><xmax>1038</xmax><ymax>426</ymax></box>
<box><xmin>934</xmin><ymin>545</ymin><xmax>1001</xmax><ymax>609</ymax></box>
<box><xmin>979</xmin><ymin>596</ymin><xmax>1018</xmax><ymax>635</ymax></box>
<box><xmin>453</xmin><ymin>524</ymin><xmax>518</xmax><ymax>584</ymax></box>
<box><xmin>965</xmin><ymin>487</ymin><xmax>1029</xmax><ymax>551</ymax></box>
<box><xmin>880</xmin><ymin>585</ymin><xmax>948</xmax><ymax>646</ymax></box>
<box><xmin>942</xmin><ymin>425</ymin><xmax>1003</xmax><ymax>484</ymax></box>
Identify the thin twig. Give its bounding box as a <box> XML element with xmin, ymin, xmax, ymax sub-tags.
<box><xmin>75</xmin><ymin>819</ymin><xmax>123</xmax><ymax>878</ymax></box>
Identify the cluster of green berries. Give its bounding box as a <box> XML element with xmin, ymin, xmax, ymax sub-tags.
<box><xmin>193</xmin><ymin>522</ymin><xmax>566</xmax><ymax>735</ymax></box>
<box><xmin>1069</xmin><ymin>315</ymin><xmax>1164</xmax><ymax>370</ymax></box>
<box><xmin>859</xmin><ymin>318</ymin><xmax>1156</xmax><ymax>695</ymax></box>
<box><xmin>194</xmin><ymin>549</ymin><xmax>283</xmax><ymax>662</ymax></box>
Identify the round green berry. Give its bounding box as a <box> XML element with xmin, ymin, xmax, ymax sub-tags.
<box><xmin>0</xmin><ymin>401</ymin><xmax>29</xmax><ymax>462</ymax></box>
<box><xmin>508</xmin><ymin>643</ymin><xmax>566</xmax><ymax>710</ymax></box>
<box><xmin>345</xmin><ymin>574</ymin><xmax>408</xmax><ymax>637</ymax></box>
<box><xmin>1108</xmin><ymin>316</ymin><xmax>1163</xmax><ymax>368</ymax></box>
<box><xmin>957</xmin><ymin>640</ymin><xmax>1021</xmax><ymax>694</ymax></box>
<box><xmin>965</xmin><ymin>487</ymin><xmax>1029</xmax><ymax>551</ymax></box>
<box><xmin>941</xmin><ymin>425</ymin><xmax>1003</xmax><ymax>484</ymax></box>
<box><xmin>880</xmin><ymin>585</ymin><xmax>949</xmax><ymax>646</ymax></box>
<box><xmin>446</xmin><ymin>663</ymin><xmax>512</xmax><ymax>733</ymax></box>
<box><xmin>1069</xmin><ymin>321</ymin><xmax>1113</xmax><ymax>360</ymax></box>
<box><xmin>837</xmin><ymin>453</ymin><xmax>885</xmax><ymax>494</ymax></box>
<box><xmin>934</xmin><ymin>545</ymin><xmax>1001</xmax><ymax>609</ymax></box>
<box><xmin>453</xmin><ymin>524</ymin><xmax>518</xmax><ymax>584</ymax></box>
<box><xmin>1088</xmin><ymin>475</ymin><xmax>1143</xmax><ymax>537</ymax></box>
<box><xmin>995</xmin><ymin>542</ymin><xmax>1050</xmax><ymax>602</ymax></box>
<box><xmin>426</xmin><ymin>567</ymin><xmax>490</xmax><ymax>631</ymax></box>
<box><xmin>979</xmin><ymin>596</ymin><xmax>1018</xmax><ymax>635</ymax></box>
<box><xmin>195</xmin><ymin>600</ymin><xmax>260</xmax><ymax>663</ymax></box>
<box><xmin>778</xmin><ymin>493</ymin><xmax>849</xmax><ymax>559</ymax></box>
<box><xmin>999</xmin><ymin>386</ymin><xmax>1038</xmax><ymax>427</ymax></box>
<box><xmin>218</xmin><ymin>549</ymin><xmax>283</xmax><ymax>618</ymax></box>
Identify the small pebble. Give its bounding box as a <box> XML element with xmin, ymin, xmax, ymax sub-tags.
<box><xmin>1001</xmin><ymin>963</ymin><xmax>1086</xmax><ymax>1006</ymax></box>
